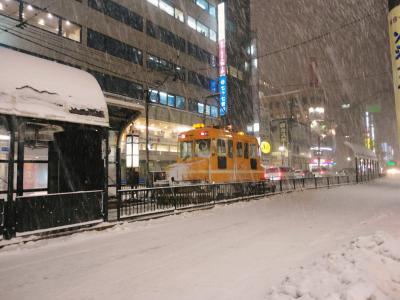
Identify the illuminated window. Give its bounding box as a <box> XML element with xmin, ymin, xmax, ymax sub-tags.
<box><xmin>159</xmin><ymin>92</ymin><xmax>167</xmax><ymax>105</ymax></box>
<box><xmin>167</xmin><ymin>94</ymin><xmax>175</xmax><ymax>107</ymax></box>
<box><xmin>62</xmin><ymin>20</ymin><xmax>81</xmax><ymax>42</ymax></box>
<box><xmin>187</xmin><ymin>16</ymin><xmax>196</xmax><ymax>30</ymax></box>
<box><xmin>147</xmin><ymin>0</ymin><xmax>158</xmax><ymax>6</ymax></box>
<box><xmin>196</xmin><ymin>0</ymin><xmax>208</xmax><ymax>10</ymax></box>
<box><xmin>159</xmin><ymin>1</ymin><xmax>174</xmax><ymax>16</ymax></box>
<box><xmin>209</xmin><ymin>29</ymin><xmax>217</xmax><ymax>42</ymax></box>
<box><xmin>26</xmin><ymin>10</ymin><xmax>60</xmax><ymax>35</ymax></box>
<box><xmin>174</xmin><ymin>8</ymin><xmax>184</xmax><ymax>22</ymax></box>
<box><xmin>0</xmin><ymin>0</ymin><xmax>19</xmax><ymax>19</ymax></box>
<box><xmin>196</xmin><ymin>21</ymin><xmax>209</xmax><ymax>37</ymax></box>
<box><xmin>197</xmin><ymin>102</ymin><xmax>204</xmax><ymax>114</ymax></box>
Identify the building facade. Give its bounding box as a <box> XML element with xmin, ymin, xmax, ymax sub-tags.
<box><xmin>0</xmin><ymin>0</ymin><xmax>256</xmax><ymax>185</ymax></box>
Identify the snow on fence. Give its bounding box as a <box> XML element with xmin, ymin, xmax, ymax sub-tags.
<box><xmin>117</xmin><ymin>174</ymin><xmax>377</xmax><ymax>221</ymax></box>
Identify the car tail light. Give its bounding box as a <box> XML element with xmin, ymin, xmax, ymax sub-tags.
<box><xmin>200</xmin><ymin>131</ymin><xmax>208</xmax><ymax>136</ymax></box>
<box><xmin>180</xmin><ymin>134</ymin><xmax>186</xmax><ymax>139</ymax></box>
<box><xmin>264</xmin><ymin>173</ymin><xmax>269</xmax><ymax>180</ymax></box>
<box><xmin>278</xmin><ymin>172</ymin><xmax>282</xmax><ymax>177</ymax></box>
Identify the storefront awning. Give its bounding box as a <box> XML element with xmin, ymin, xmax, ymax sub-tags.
<box><xmin>0</xmin><ymin>47</ymin><xmax>109</xmax><ymax>127</ymax></box>
<box><xmin>344</xmin><ymin>141</ymin><xmax>377</xmax><ymax>160</ymax></box>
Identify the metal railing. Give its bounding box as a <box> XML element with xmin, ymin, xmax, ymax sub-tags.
<box><xmin>2</xmin><ymin>190</ymin><xmax>104</xmax><ymax>239</ymax></box>
<box><xmin>116</xmin><ymin>174</ymin><xmax>380</xmax><ymax>221</ymax></box>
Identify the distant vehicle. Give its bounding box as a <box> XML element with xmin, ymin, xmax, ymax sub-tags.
<box><xmin>294</xmin><ymin>169</ymin><xmax>313</xmax><ymax>179</ymax></box>
<box><xmin>265</xmin><ymin>167</ymin><xmax>293</xmax><ymax>181</ymax></box>
<box><xmin>311</xmin><ymin>167</ymin><xmax>330</xmax><ymax>177</ymax></box>
<box><xmin>336</xmin><ymin>168</ymin><xmax>356</xmax><ymax>176</ymax></box>
<box><xmin>386</xmin><ymin>167</ymin><xmax>400</xmax><ymax>175</ymax></box>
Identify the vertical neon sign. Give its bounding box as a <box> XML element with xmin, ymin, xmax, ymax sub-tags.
<box><xmin>218</xmin><ymin>2</ymin><xmax>227</xmax><ymax>116</ymax></box>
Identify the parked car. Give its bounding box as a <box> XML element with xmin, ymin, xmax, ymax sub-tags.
<box><xmin>265</xmin><ymin>167</ymin><xmax>293</xmax><ymax>181</ymax></box>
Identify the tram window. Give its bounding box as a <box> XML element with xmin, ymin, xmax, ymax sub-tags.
<box><xmin>217</xmin><ymin>139</ymin><xmax>226</xmax><ymax>156</ymax></box>
<box><xmin>228</xmin><ymin>140</ymin><xmax>233</xmax><ymax>158</ymax></box>
<box><xmin>250</xmin><ymin>144</ymin><xmax>257</xmax><ymax>158</ymax></box>
<box><xmin>236</xmin><ymin>142</ymin><xmax>243</xmax><ymax>157</ymax></box>
<box><xmin>244</xmin><ymin>143</ymin><xmax>249</xmax><ymax>159</ymax></box>
<box><xmin>195</xmin><ymin>139</ymin><xmax>210</xmax><ymax>157</ymax></box>
<box><xmin>180</xmin><ymin>141</ymin><xmax>193</xmax><ymax>159</ymax></box>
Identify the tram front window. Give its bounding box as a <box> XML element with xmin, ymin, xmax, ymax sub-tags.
<box><xmin>194</xmin><ymin>139</ymin><xmax>211</xmax><ymax>158</ymax></box>
<box><xmin>180</xmin><ymin>141</ymin><xmax>193</xmax><ymax>159</ymax></box>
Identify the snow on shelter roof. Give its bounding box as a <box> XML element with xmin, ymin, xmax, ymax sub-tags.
<box><xmin>344</xmin><ymin>141</ymin><xmax>377</xmax><ymax>160</ymax></box>
<box><xmin>0</xmin><ymin>48</ymin><xmax>109</xmax><ymax>127</ymax></box>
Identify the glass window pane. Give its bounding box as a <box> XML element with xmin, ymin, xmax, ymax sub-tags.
<box><xmin>150</xmin><ymin>89</ymin><xmax>159</xmax><ymax>103</ymax></box>
<box><xmin>210</xmin><ymin>106</ymin><xmax>218</xmax><ymax>117</ymax></box>
<box><xmin>237</xmin><ymin>142</ymin><xmax>243</xmax><ymax>157</ymax></box>
<box><xmin>187</xmin><ymin>16</ymin><xmax>196</xmax><ymax>30</ymax></box>
<box><xmin>195</xmin><ymin>139</ymin><xmax>210</xmax><ymax>158</ymax></box>
<box><xmin>23</xmin><ymin>163</ymin><xmax>48</xmax><ymax>190</ymax></box>
<box><xmin>244</xmin><ymin>143</ymin><xmax>249</xmax><ymax>159</ymax></box>
<box><xmin>174</xmin><ymin>8</ymin><xmax>184</xmax><ymax>22</ymax></box>
<box><xmin>167</xmin><ymin>94</ymin><xmax>175</xmax><ymax>107</ymax></box>
<box><xmin>217</xmin><ymin>139</ymin><xmax>226</xmax><ymax>156</ymax></box>
<box><xmin>205</xmin><ymin>105</ymin><xmax>211</xmax><ymax>116</ymax></box>
<box><xmin>159</xmin><ymin>1</ymin><xmax>174</xmax><ymax>16</ymax></box>
<box><xmin>147</xmin><ymin>0</ymin><xmax>159</xmax><ymax>6</ymax></box>
<box><xmin>196</xmin><ymin>21</ymin><xmax>208</xmax><ymax>37</ymax></box>
<box><xmin>196</xmin><ymin>0</ymin><xmax>208</xmax><ymax>10</ymax></box>
<box><xmin>0</xmin><ymin>0</ymin><xmax>20</xmax><ymax>19</ymax></box>
<box><xmin>209</xmin><ymin>4</ymin><xmax>216</xmax><ymax>16</ymax></box>
<box><xmin>176</xmin><ymin>96</ymin><xmax>185</xmax><ymax>109</ymax></box>
<box><xmin>62</xmin><ymin>20</ymin><xmax>81</xmax><ymax>42</ymax></box>
<box><xmin>27</xmin><ymin>10</ymin><xmax>60</xmax><ymax>35</ymax></box>
<box><xmin>209</xmin><ymin>29</ymin><xmax>217</xmax><ymax>42</ymax></box>
<box><xmin>159</xmin><ymin>91</ymin><xmax>167</xmax><ymax>105</ymax></box>
<box><xmin>197</xmin><ymin>102</ymin><xmax>204</xmax><ymax>114</ymax></box>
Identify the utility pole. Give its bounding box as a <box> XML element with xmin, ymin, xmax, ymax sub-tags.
<box><xmin>144</xmin><ymin>89</ymin><xmax>151</xmax><ymax>187</ymax></box>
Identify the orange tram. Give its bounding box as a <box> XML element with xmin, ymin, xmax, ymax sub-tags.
<box><xmin>167</xmin><ymin>124</ymin><xmax>267</xmax><ymax>184</ymax></box>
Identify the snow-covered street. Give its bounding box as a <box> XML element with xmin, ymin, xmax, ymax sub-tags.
<box><xmin>0</xmin><ymin>177</ymin><xmax>399</xmax><ymax>300</ymax></box>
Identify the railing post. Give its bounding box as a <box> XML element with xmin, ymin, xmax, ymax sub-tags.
<box><xmin>302</xmin><ymin>178</ymin><xmax>305</xmax><ymax>188</ymax></box>
<box><xmin>117</xmin><ymin>190</ymin><xmax>121</xmax><ymax>221</ymax></box>
<box><xmin>327</xmin><ymin>177</ymin><xmax>330</xmax><ymax>188</ymax></box>
<box><xmin>347</xmin><ymin>175</ymin><xmax>350</xmax><ymax>184</ymax></box>
<box><xmin>337</xmin><ymin>176</ymin><xmax>340</xmax><ymax>185</ymax></box>
<box><xmin>314</xmin><ymin>176</ymin><xmax>317</xmax><ymax>189</ymax></box>
<box><xmin>279</xmin><ymin>180</ymin><xmax>283</xmax><ymax>192</ymax></box>
<box><xmin>293</xmin><ymin>179</ymin><xmax>296</xmax><ymax>190</ymax></box>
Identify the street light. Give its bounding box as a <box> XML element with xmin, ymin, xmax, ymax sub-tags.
<box><xmin>278</xmin><ymin>145</ymin><xmax>285</xmax><ymax>166</ymax></box>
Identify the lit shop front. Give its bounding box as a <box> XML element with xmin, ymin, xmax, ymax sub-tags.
<box><xmin>112</xmin><ymin>118</ymin><xmax>191</xmax><ymax>184</ymax></box>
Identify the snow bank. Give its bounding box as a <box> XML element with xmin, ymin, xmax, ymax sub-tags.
<box><xmin>267</xmin><ymin>232</ymin><xmax>400</xmax><ymax>300</ymax></box>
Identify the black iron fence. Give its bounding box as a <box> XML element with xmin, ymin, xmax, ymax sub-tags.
<box><xmin>2</xmin><ymin>190</ymin><xmax>104</xmax><ymax>239</ymax></box>
<box><xmin>116</xmin><ymin>174</ymin><xmax>377</xmax><ymax>221</ymax></box>
<box><xmin>0</xmin><ymin>197</ymin><xmax>4</xmax><ymax>238</ymax></box>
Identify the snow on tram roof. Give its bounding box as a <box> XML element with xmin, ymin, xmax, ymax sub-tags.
<box><xmin>0</xmin><ymin>47</ymin><xmax>109</xmax><ymax>127</ymax></box>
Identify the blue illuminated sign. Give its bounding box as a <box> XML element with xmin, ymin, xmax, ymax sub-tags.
<box><xmin>219</xmin><ymin>75</ymin><xmax>227</xmax><ymax>116</ymax></box>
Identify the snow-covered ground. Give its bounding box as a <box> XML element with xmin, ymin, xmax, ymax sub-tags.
<box><xmin>0</xmin><ymin>177</ymin><xmax>399</xmax><ymax>300</ymax></box>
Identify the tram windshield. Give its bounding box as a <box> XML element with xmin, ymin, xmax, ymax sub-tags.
<box><xmin>180</xmin><ymin>141</ymin><xmax>193</xmax><ymax>159</ymax></box>
<box><xmin>194</xmin><ymin>139</ymin><xmax>211</xmax><ymax>158</ymax></box>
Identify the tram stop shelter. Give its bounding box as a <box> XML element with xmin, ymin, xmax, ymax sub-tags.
<box><xmin>344</xmin><ymin>141</ymin><xmax>379</xmax><ymax>180</ymax></box>
<box><xmin>0</xmin><ymin>47</ymin><xmax>109</xmax><ymax>239</ymax></box>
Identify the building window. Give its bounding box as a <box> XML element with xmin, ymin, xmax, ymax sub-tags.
<box><xmin>159</xmin><ymin>91</ymin><xmax>167</xmax><ymax>105</ymax></box>
<box><xmin>174</xmin><ymin>8</ymin><xmax>184</xmax><ymax>22</ymax></box>
<box><xmin>198</xmin><ymin>102</ymin><xmax>204</xmax><ymax>114</ymax></box>
<box><xmin>209</xmin><ymin>29</ymin><xmax>217</xmax><ymax>42</ymax></box>
<box><xmin>196</xmin><ymin>21</ymin><xmax>209</xmax><ymax>37</ymax></box>
<box><xmin>62</xmin><ymin>20</ymin><xmax>81</xmax><ymax>42</ymax></box>
<box><xmin>187</xmin><ymin>42</ymin><xmax>216</xmax><ymax>67</ymax></box>
<box><xmin>193</xmin><ymin>0</ymin><xmax>216</xmax><ymax>18</ymax></box>
<box><xmin>209</xmin><ymin>4</ymin><xmax>216</xmax><ymax>16</ymax></box>
<box><xmin>89</xmin><ymin>70</ymin><xmax>143</xmax><ymax>99</ymax></box>
<box><xmin>1</xmin><ymin>1</ymin><xmax>81</xmax><ymax>42</ymax></box>
<box><xmin>147</xmin><ymin>54</ymin><xmax>185</xmax><ymax>82</ymax></box>
<box><xmin>188</xmin><ymin>71</ymin><xmax>212</xmax><ymax>90</ymax></box>
<box><xmin>146</xmin><ymin>0</ymin><xmax>184</xmax><ymax>23</ymax></box>
<box><xmin>187</xmin><ymin>16</ymin><xmax>196</xmax><ymax>30</ymax></box>
<box><xmin>88</xmin><ymin>0</ymin><xmax>143</xmax><ymax>31</ymax></box>
<box><xmin>0</xmin><ymin>0</ymin><xmax>19</xmax><ymax>19</ymax></box>
<box><xmin>87</xmin><ymin>29</ymin><xmax>142</xmax><ymax>65</ymax></box>
<box><xmin>176</xmin><ymin>96</ymin><xmax>185</xmax><ymax>109</ymax></box>
<box><xmin>150</xmin><ymin>89</ymin><xmax>159</xmax><ymax>103</ymax></box>
<box><xmin>146</xmin><ymin>20</ymin><xmax>186</xmax><ymax>52</ymax></box>
<box><xmin>167</xmin><ymin>94</ymin><xmax>175</xmax><ymax>107</ymax></box>
<box><xmin>159</xmin><ymin>1</ymin><xmax>174</xmax><ymax>16</ymax></box>
<box><xmin>210</xmin><ymin>106</ymin><xmax>218</xmax><ymax>117</ymax></box>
